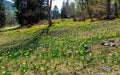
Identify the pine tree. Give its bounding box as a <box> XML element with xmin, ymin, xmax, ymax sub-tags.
<box><xmin>0</xmin><ymin>0</ymin><xmax>5</xmax><ymax>27</ymax></box>
<box><xmin>53</xmin><ymin>5</ymin><xmax>59</xmax><ymax>19</ymax></box>
<box><xmin>15</xmin><ymin>0</ymin><xmax>47</xmax><ymax>26</ymax></box>
<box><xmin>61</xmin><ymin>1</ymin><xmax>67</xmax><ymax>18</ymax></box>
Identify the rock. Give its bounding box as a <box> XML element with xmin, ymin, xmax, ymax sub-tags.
<box><xmin>68</xmin><ymin>51</ymin><xmax>72</xmax><ymax>55</ymax></box>
<box><xmin>109</xmin><ymin>39</ymin><xmax>115</xmax><ymax>43</ymax></box>
<box><xmin>84</xmin><ymin>45</ymin><xmax>88</xmax><ymax>50</ymax></box>
<box><xmin>107</xmin><ymin>49</ymin><xmax>114</xmax><ymax>53</ymax></box>
<box><xmin>110</xmin><ymin>43</ymin><xmax>116</xmax><ymax>47</ymax></box>
<box><xmin>103</xmin><ymin>43</ymin><xmax>110</xmax><ymax>46</ymax></box>
<box><xmin>101</xmin><ymin>42</ymin><xmax>110</xmax><ymax>46</ymax></box>
<box><xmin>101</xmin><ymin>42</ymin><xmax>105</xmax><ymax>45</ymax></box>
<box><xmin>102</xmin><ymin>67</ymin><xmax>111</xmax><ymax>72</ymax></box>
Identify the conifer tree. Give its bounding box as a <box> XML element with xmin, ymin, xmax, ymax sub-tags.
<box><xmin>0</xmin><ymin>0</ymin><xmax>6</xmax><ymax>27</ymax></box>
<box><xmin>15</xmin><ymin>0</ymin><xmax>47</xmax><ymax>26</ymax></box>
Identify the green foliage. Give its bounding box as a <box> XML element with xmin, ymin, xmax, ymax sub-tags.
<box><xmin>15</xmin><ymin>0</ymin><xmax>47</xmax><ymax>26</ymax></box>
<box><xmin>73</xmin><ymin>0</ymin><xmax>120</xmax><ymax>20</ymax></box>
<box><xmin>4</xmin><ymin>0</ymin><xmax>16</xmax><ymax>25</ymax></box>
<box><xmin>0</xmin><ymin>0</ymin><xmax>6</xmax><ymax>27</ymax></box>
<box><xmin>61</xmin><ymin>1</ymin><xmax>67</xmax><ymax>18</ymax></box>
<box><xmin>52</xmin><ymin>5</ymin><xmax>59</xmax><ymax>19</ymax></box>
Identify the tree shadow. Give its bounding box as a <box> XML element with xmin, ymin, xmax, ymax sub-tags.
<box><xmin>0</xmin><ymin>26</ymin><xmax>50</xmax><ymax>59</ymax></box>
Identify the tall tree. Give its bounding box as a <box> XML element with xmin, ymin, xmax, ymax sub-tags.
<box><xmin>65</xmin><ymin>0</ymin><xmax>71</xmax><ymax>18</ymax></box>
<box><xmin>61</xmin><ymin>0</ymin><xmax>67</xmax><ymax>18</ymax></box>
<box><xmin>6</xmin><ymin>10</ymin><xmax>16</xmax><ymax>25</ymax></box>
<box><xmin>15</xmin><ymin>0</ymin><xmax>46</xmax><ymax>26</ymax></box>
<box><xmin>106</xmin><ymin>0</ymin><xmax>111</xmax><ymax>19</ymax></box>
<box><xmin>53</xmin><ymin>5</ymin><xmax>59</xmax><ymax>19</ymax></box>
<box><xmin>79</xmin><ymin>0</ymin><xmax>85</xmax><ymax>21</ymax></box>
<box><xmin>119</xmin><ymin>0</ymin><xmax>120</xmax><ymax>10</ymax></box>
<box><xmin>0</xmin><ymin>0</ymin><xmax>6</xmax><ymax>27</ymax></box>
<box><xmin>69</xmin><ymin>2</ymin><xmax>75</xmax><ymax>18</ymax></box>
<box><xmin>47</xmin><ymin>0</ymin><xmax>52</xmax><ymax>27</ymax></box>
<box><xmin>113</xmin><ymin>0</ymin><xmax>119</xmax><ymax>18</ymax></box>
<box><xmin>75</xmin><ymin>0</ymin><xmax>85</xmax><ymax>21</ymax></box>
<box><xmin>85</xmin><ymin>0</ymin><xmax>93</xmax><ymax>21</ymax></box>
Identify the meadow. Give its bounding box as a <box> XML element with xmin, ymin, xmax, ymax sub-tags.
<box><xmin>0</xmin><ymin>19</ymin><xmax>120</xmax><ymax>75</ymax></box>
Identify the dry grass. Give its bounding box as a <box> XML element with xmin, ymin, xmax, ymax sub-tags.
<box><xmin>1</xmin><ymin>19</ymin><xmax>120</xmax><ymax>75</ymax></box>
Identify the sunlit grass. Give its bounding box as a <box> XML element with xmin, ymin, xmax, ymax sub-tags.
<box><xmin>0</xmin><ymin>19</ymin><xmax>120</xmax><ymax>75</ymax></box>
<box><xmin>0</xmin><ymin>24</ymin><xmax>20</xmax><ymax>32</ymax></box>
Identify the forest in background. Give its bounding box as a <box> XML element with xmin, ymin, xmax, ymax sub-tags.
<box><xmin>0</xmin><ymin>0</ymin><xmax>120</xmax><ymax>28</ymax></box>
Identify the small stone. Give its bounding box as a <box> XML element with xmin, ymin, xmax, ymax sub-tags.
<box><xmin>109</xmin><ymin>39</ymin><xmax>115</xmax><ymax>43</ymax></box>
<box><xmin>110</xmin><ymin>43</ymin><xmax>116</xmax><ymax>47</ymax></box>
<box><xmin>102</xmin><ymin>67</ymin><xmax>111</xmax><ymax>72</ymax></box>
<box><xmin>68</xmin><ymin>51</ymin><xmax>72</xmax><ymax>55</ymax></box>
<box><xmin>101</xmin><ymin>42</ymin><xmax>105</xmax><ymax>45</ymax></box>
<box><xmin>103</xmin><ymin>43</ymin><xmax>110</xmax><ymax>46</ymax></box>
<box><xmin>84</xmin><ymin>45</ymin><xmax>88</xmax><ymax>50</ymax></box>
<box><xmin>107</xmin><ymin>49</ymin><xmax>114</xmax><ymax>53</ymax></box>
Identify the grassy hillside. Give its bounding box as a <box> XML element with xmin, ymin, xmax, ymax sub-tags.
<box><xmin>0</xmin><ymin>19</ymin><xmax>120</xmax><ymax>75</ymax></box>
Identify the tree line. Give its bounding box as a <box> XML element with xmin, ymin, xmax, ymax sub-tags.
<box><xmin>61</xmin><ymin>0</ymin><xmax>120</xmax><ymax>21</ymax></box>
<box><xmin>0</xmin><ymin>0</ymin><xmax>120</xmax><ymax>28</ymax></box>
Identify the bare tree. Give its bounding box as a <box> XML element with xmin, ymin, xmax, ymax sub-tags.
<box><xmin>114</xmin><ymin>2</ymin><xmax>119</xmax><ymax>18</ymax></box>
<box><xmin>85</xmin><ymin>0</ymin><xmax>93</xmax><ymax>22</ymax></box>
<box><xmin>78</xmin><ymin>0</ymin><xmax>85</xmax><ymax>21</ymax></box>
<box><xmin>106</xmin><ymin>0</ymin><xmax>111</xmax><ymax>19</ymax></box>
<box><xmin>47</xmin><ymin>0</ymin><xmax>52</xmax><ymax>27</ymax></box>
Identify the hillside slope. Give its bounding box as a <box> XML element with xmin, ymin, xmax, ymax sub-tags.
<box><xmin>0</xmin><ymin>19</ymin><xmax>120</xmax><ymax>75</ymax></box>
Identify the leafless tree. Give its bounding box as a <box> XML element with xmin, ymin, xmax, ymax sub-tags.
<box><xmin>106</xmin><ymin>0</ymin><xmax>111</xmax><ymax>19</ymax></box>
<box><xmin>47</xmin><ymin>0</ymin><xmax>52</xmax><ymax>27</ymax></box>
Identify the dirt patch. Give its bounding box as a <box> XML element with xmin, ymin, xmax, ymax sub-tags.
<box><xmin>50</xmin><ymin>29</ymin><xmax>67</xmax><ymax>36</ymax></box>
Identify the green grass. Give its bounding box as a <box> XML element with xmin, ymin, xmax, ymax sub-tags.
<box><xmin>0</xmin><ymin>25</ymin><xmax>21</xmax><ymax>32</ymax></box>
<box><xmin>0</xmin><ymin>19</ymin><xmax>120</xmax><ymax>75</ymax></box>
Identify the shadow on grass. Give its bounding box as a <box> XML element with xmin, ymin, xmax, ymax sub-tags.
<box><xmin>0</xmin><ymin>26</ymin><xmax>50</xmax><ymax>59</ymax></box>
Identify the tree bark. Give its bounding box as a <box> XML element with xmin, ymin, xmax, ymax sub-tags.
<box><xmin>47</xmin><ymin>0</ymin><xmax>52</xmax><ymax>27</ymax></box>
<box><xmin>114</xmin><ymin>2</ymin><xmax>119</xmax><ymax>18</ymax></box>
<box><xmin>106</xmin><ymin>0</ymin><xmax>111</xmax><ymax>19</ymax></box>
<box><xmin>85</xmin><ymin>0</ymin><xmax>93</xmax><ymax>22</ymax></box>
<box><xmin>81</xmin><ymin>0</ymin><xmax>85</xmax><ymax>21</ymax></box>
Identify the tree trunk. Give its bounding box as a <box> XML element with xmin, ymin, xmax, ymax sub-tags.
<box><xmin>114</xmin><ymin>2</ymin><xmax>119</xmax><ymax>18</ymax></box>
<box><xmin>48</xmin><ymin>7</ymin><xmax>52</xmax><ymax>27</ymax></box>
<box><xmin>86</xmin><ymin>0</ymin><xmax>93</xmax><ymax>22</ymax></box>
<box><xmin>81</xmin><ymin>0</ymin><xmax>85</xmax><ymax>21</ymax></box>
<box><xmin>47</xmin><ymin>0</ymin><xmax>52</xmax><ymax>27</ymax></box>
<box><xmin>106</xmin><ymin>0</ymin><xmax>111</xmax><ymax>19</ymax></box>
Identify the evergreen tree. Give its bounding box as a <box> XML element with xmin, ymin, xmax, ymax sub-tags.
<box><xmin>65</xmin><ymin>0</ymin><xmax>71</xmax><ymax>18</ymax></box>
<box><xmin>15</xmin><ymin>0</ymin><xmax>47</xmax><ymax>26</ymax></box>
<box><xmin>53</xmin><ymin>5</ymin><xmax>59</xmax><ymax>19</ymax></box>
<box><xmin>69</xmin><ymin>2</ymin><xmax>75</xmax><ymax>17</ymax></box>
<box><xmin>61</xmin><ymin>0</ymin><xmax>67</xmax><ymax>18</ymax></box>
<box><xmin>0</xmin><ymin>0</ymin><xmax>5</xmax><ymax>27</ymax></box>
